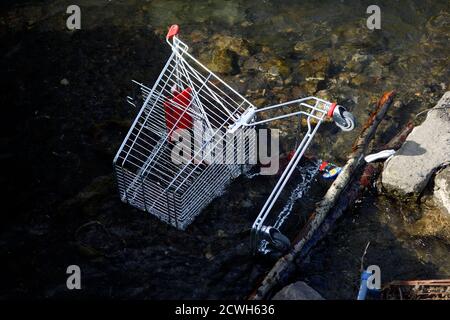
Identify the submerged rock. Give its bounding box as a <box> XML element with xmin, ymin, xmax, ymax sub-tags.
<box><xmin>293</xmin><ymin>41</ymin><xmax>312</xmax><ymax>55</ymax></box>
<box><xmin>298</xmin><ymin>54</ymin><xmax>330</xmax><ymax>81</ymax></box>
<box><xmin>424</xmin><ymin>11</ymin><xmax>449</xmax><ymax>48</ymax></box>
<box><xmin>202</xmin><ymin>48</ymin><xmax>238</xmax><ymax>75</ymax></box>
<box><xmin>345</xmin><ymin>52</ymin><xmax>370</xmax><ymax>73</ymax></box>
<box><xmin>382</xmin><ymin>92</ymin><xmax>450</xmax><ymax>197</ymax></box>
<box><xmin>297</xmin><ymin>54</ymin><xmax>331</xmax><ymax>93</ymax></box>
<box><xmin>60</xmin><ymin>78</ymin><xmax>69</xmax><ymax>86</ymax></box>
<box><xmin>263</xmin><ymin>57</ymin><xmax>291</xmax><ymax>79</ymax></box>
<box><xmin>335</xmin><ymin>20</ymin><xmax>388</xmax><ymax>52</ymax></box>
<box><xmin>433</xmin><ymin>166</ymin><xmax>450</xmax><ymax>215</ymax></box>
<box><xmin>199</xmin><ymin>34</ymin><xmax>252</xmax><ymax>75</ymax></box>
<box><xmin>272</xmin><ymin>281</ymin><xmax>324</xmax><ymax>300</ymax></box>
<box><xmin>210</xmin><ymin>34</ymin><xmax>251</xmax><ymax>57</ymax></box>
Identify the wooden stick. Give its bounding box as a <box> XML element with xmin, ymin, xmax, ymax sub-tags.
<box><xmin>250</xmin><ymin>91</ymin><xmax>396</xmax><ymax>300</ymax></box>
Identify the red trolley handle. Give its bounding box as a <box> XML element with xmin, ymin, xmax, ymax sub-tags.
<box><xmin>166</xmin><ymin>24</ymin><xmax>180</xmax><ymax>39</ymax></box>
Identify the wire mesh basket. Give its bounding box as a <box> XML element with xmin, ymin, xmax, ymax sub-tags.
<box><xmin>113</xmin><ymin>25</ymin><xmax>355</xmax><ymax>254</ymax></box>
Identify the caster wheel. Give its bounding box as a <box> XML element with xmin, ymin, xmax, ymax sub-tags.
<box><xmin>334</xmin><ymin>108</ymin><xmax>355</xmax><ymax>131</ymax></box>
<box><xmin>268</xmin><ymin>228</ymin><xmax>291</xmax><ymax>253</ymax></box>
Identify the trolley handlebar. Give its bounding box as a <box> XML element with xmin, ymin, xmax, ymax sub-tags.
<box><xmin>231</xmin><ymin>97</ymin><xmax>355</xmax><ymax>132</ymax></box>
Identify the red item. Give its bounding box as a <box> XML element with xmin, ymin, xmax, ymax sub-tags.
<box><xmin>319</xmin><ymin>161</ymin><xmax>328</xmax><ymax>171</ymax></box>
<box><xmin>164</xmin><ymin>87</ymin><xmax>193</xmax><ymax>133</ymax></box>
<box><xmin>287</xmin><ymin>150</ymin><xmax>296</xmax><ymax>161</ymax></box>
<box><xmin>166</xmin><ymin>24</ymin><xmax>180</xmax><ymax>39</ymax></box>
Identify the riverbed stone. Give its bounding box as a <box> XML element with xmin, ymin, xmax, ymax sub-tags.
<box><xmin>336</xmin><ymin>21</ymin><xmax>388</xmax><ymax>52</ymax></box>
<box><xmin>210</xmin><ymin>34</ymin><xmax>250</xmax><ymax>57</ymax></box>
<box><xmin>293</xmin><ymin>41</ymin><xmax>312</xmax><ymax>55</ymax></box>
<box><xmin>297</xmin><ymin>54</ymin><xmax>331</xmax><ymax>93</ymax></box>
<box><xmin>202</xmin><ymin>48</ymin><xmax>238</xmax><ymax>75</ymax></box>
<box><xmin>272</xmin><ymin>281</ymin><xmax>324</xmax><ymax>300</ymax></box>
<box><xmin>260</xmin><ymin>57</ymin><xmax>291</xmax><ymax>79</ymax></box>
<box><xmin>433</xmin><ymin>166</ymin><xmax>450</xmax><ymax>215</ymax></box>
<box><xmin>298</xmin><ymin>54</ymin><xmax>330</xmax><ymax>81</ymax></box>
<box><xmin>345</xmin><ymin>52</ymin><xmax>370</xmax><ymax>73</ymax></box>
<box><xmin>381</xmin><ymin>92</ymin><xmax>450</xmax><ymax>197</ymax></box>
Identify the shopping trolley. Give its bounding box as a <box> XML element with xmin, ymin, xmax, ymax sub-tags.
<box><xmin>113</xmin><ymin>25</ymin><xmax>355</xmax><ymax>255</ymax></box>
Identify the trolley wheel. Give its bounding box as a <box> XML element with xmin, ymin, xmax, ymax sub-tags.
<box><xmin>269</xmin><ymin>228</ymin><xmax>291</xmax><ymax>253</ymax></box>
<box><xmin>335</xmin><ymin>110</ymin><xmax>355</xmax><ymax>131</ymax></box>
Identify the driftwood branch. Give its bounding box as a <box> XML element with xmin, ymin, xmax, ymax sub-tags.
<box><xmin>250</xmin><ymin>91</ymin><xmax>396</xmax><ymax>300</ymax></box>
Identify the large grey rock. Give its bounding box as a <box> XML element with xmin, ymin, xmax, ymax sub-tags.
<box><xmin>272</xmin><ymin>281</ymin><xmax>324</xmax><ymax>300</ymax></box>
<box><xmin>433</xmin><ymin>166</ymin><xmax>450</xmax><ymax>215</ymax></box>
<box><xmin>382</xmin><ymin>92</ymin><xmax>450</xmax><ymax>197</ymax></box>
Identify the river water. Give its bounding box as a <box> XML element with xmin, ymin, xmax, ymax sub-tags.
<box><xmin>0</xmin><ymin>0</ymin><xmax>449</xmax><ymax>299</ymax></box>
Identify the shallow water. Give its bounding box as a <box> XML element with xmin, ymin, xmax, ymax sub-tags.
<box><xmin>0</xmin><ymin>0</ymin><xmax>449</xmax><ymax>299</ymax></box>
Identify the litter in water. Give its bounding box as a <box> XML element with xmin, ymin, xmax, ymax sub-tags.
<box><xmin>113</xmin><ymin>25</ymin><xmax>356</xmax><ymax>255</ymax></box>
<box><xmin>319</xmin><ymin>160</ymin><xmax>342</xmax><ymax>179</ymax></box>
<box><xmin>364</xmin><ymin>149</ymin><xmax>396</xmax><ymax>163</ymax></box>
